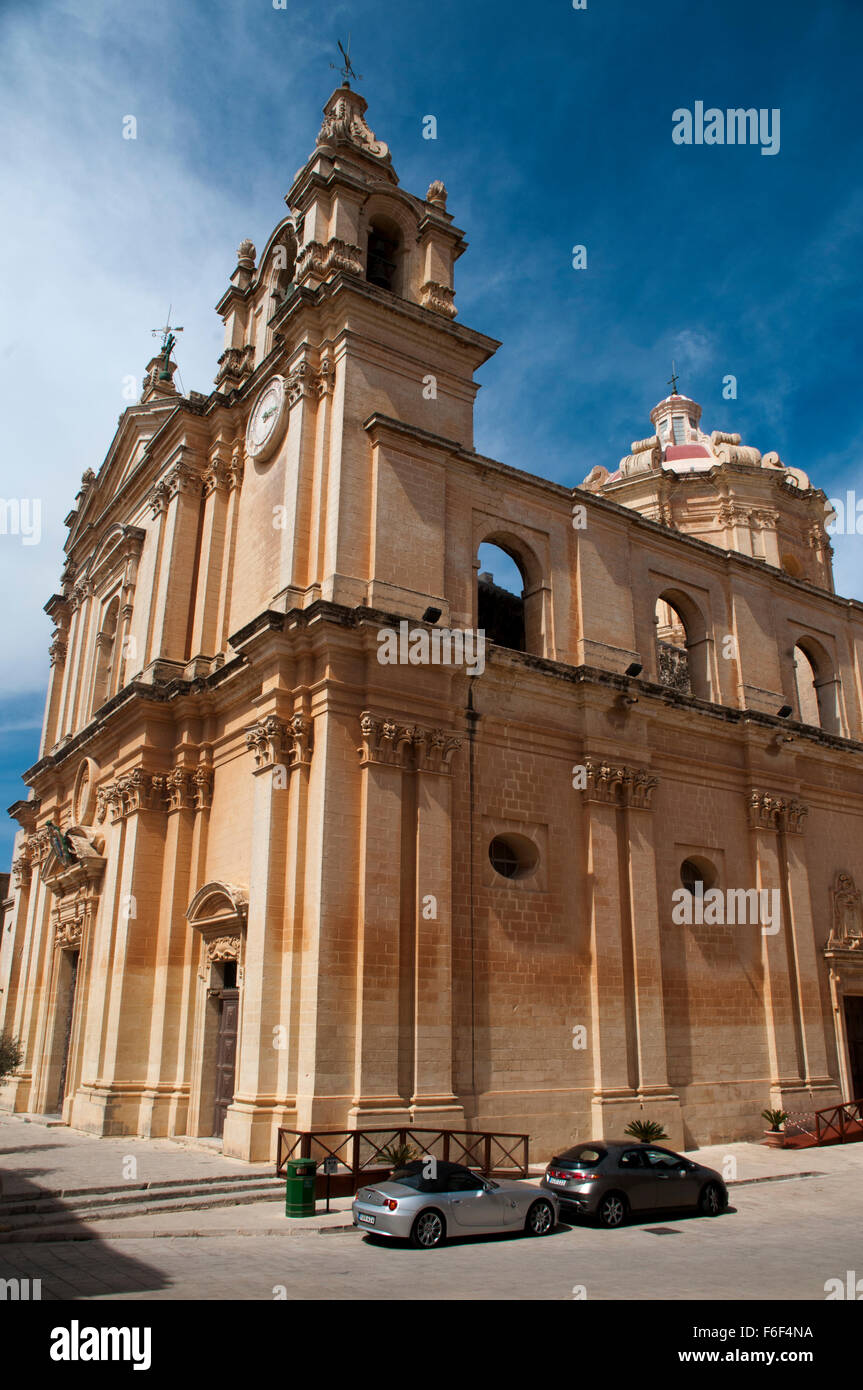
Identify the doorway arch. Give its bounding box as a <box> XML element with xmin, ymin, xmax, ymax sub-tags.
<box><xmin>186</xmin><ymin>882</ymin><xmax>248</xmax><ymax>1140</ymax></box>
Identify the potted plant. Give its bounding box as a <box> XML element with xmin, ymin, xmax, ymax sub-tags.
<box><xmin>761</xmin><ymin>1109</ymin><xmax>788</xmax><ymax>1148</ymax></box>
<box><xmin>377</xmin><ymin>1140</ymin><xmax>420</xmax><ymax>1175</ymax></box>
<box><xmin>623</xmin><ymin>1119</ymin><xmax>668</xmax><ymax>1144</ymax></box>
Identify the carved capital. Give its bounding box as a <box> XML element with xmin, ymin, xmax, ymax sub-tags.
<box><xmin>202</xmin><ymin>455</ymin><xmax>232</xmax><ymax>497</ymax></box>
<box><xmin>165</xmin><ymin>767</ymin><xmax>195</xmax><ymax>813</ymax></box>
<box><xmin>357</xmin><ymin>712</ymin><xmax>461</xmax><ymax>773</ymax></box>
<box><xmin>193</xmin><ymin>764</ymin><xmax>214</xmax><ymax>810</ymax></box>
<box><xmin>581</xmin><ymin>759</ymin><xmax>658</xmax><ymax>810</ymax></box>
<box><xmin>99</xmin><ymin>769</ymin><xmax>167</xmax><ymax>822</ymax></box>
<box><xmin>69</xmin><ymin>577</ymin><xmax>93</xmax><ymax>610</ymax></box>
<box><xmin>746</xmin><ymin>788</ymin><xmax>808</xmax><ymax>834</ymax></box>
<box><xmin>245</xmin><ymin>715</ymin><xmax>287</xmax><ymax>770</ymax></box>
<box><xmin>11</xmin><ymin>849</ymin><xmax>32</xmax><ymax>888</ymax></box>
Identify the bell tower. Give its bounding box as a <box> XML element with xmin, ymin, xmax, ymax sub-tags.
<box><xmin>216</xmin><ymin>80</ymin><xmax>500</xmax><ymax>629</ymax></box>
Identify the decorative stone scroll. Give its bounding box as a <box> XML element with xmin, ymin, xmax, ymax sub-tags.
<box><xmin>215</xmin><ymin>342</ymin><xmax>255</xmax><ymax>390</ymax></box>
<box><xmin>54</xmin><ymin>915</ymin><xmax>84</xmax><ymax>951</ymax></box>
<box><xmin>357</xmin><ymin>712</ymin><xmax>462</xmax><ymax>774</ymax></box>
<box><xmin>295</xmin><ymin>238</ymin><xmax>364</xmax><ymax>282</ymax></box>
<box><xmin>315</xmin><ymin>87</ymin><xmax>391</xmax><ymax>164</ymax></box>
<box><xmin>245</xmin><ymin>714</ymin><xmax>313</xmax><ymax>772</ymax></box>
<box><xmin>419</xmin><ymin>281</ymin><xmax>457</xmax><ymax>319</ymax></box>
<box><xmin>581</xmin><ymin>759</ymin><xmax>658</xmax><ymax>810</ymax></box>
<box><xmin>746</xmin><ymin>789</ymin><xmax>808</xmax><ymax>835</ymax></box>
<box><xmin>826</xmin><ymin>873</ymin><xmax>863</xmax><ymax>953</ymax></box>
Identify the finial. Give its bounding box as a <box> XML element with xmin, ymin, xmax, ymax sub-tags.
<box><xmin>151</xmin><ymin>307</ymin><xmax>183</xmax><ymax>381</ymax></box>
<box><xmin>331</xmin><ymin>34</ymin><xmax>361</xmax><ymax>87</ymax></box>
<box><xmin>667</xmin><ymin>359</ymin><xmax>680</xmax><ymax>396</ymax></box>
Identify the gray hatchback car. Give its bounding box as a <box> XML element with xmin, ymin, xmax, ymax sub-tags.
<box><xmin>353</xmin><ymin>1160</ymin><xmax>560</xmax><ymax>1248</ymax></box>
<box><xmin>541</xmin><ymin>1141</ymin><xmax>727</xmax><ymax>1227</ymax></box>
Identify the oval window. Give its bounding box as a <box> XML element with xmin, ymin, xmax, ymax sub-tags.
<box><xmin>489</xmin><ymin>834</ymin><xmax>538</xmax><ymax>881</ymax></box>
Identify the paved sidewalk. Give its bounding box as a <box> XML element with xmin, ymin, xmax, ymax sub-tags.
<box><xmin>1</xmin><ymin>1112</ymin><xmax>860</xmax><ymax>1241</ymax></box>
<box><xmin>0</xmin><ymin>1112</ymin><xmax>271</xmax><ymax>1197</ymax></box>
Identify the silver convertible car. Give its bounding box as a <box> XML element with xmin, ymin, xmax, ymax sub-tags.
<box><xmin>352</xmin><ymin>1159</ymin><xmax>560</xmax><ymax>1248</ymax></box>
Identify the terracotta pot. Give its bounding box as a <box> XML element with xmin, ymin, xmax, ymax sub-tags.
<box><xmin>763</xmin><ymin>1129</ymin><xmax>786</xmax><ymax>1148</ymax></box>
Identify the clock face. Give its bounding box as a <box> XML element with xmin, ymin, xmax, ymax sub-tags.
<box><xmin>245</xmin><ymin>376</ymin><xmax>287</xmax><ymax>460</ymax></box>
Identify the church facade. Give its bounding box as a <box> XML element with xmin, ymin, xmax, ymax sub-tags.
<box><xmin>2</xmin><ymin>83</ymin><xmax>863</xmax><ymax>1162</ymax></box>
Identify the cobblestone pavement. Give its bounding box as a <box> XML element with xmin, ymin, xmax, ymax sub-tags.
<box><xmin>1</xmin><ymin>1163</ymin><xmax>859</xmax><ymax>1301</ymax></box>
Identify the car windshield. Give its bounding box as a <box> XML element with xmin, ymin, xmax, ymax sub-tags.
<box><xmin>555</xmin><ymin>1145</ymin><xmax>606</xmax><ymax>1166</ymax></box>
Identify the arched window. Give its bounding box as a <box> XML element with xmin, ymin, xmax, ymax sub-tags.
<box><xmin>654</xmin><ymin>589</ymin><xmax>712</xmax><ymax>700</ymax></box>
<box><xmin>366</xmin><ymin>219</ymin><xmax>401</xmax><ymax>292</ymax></box>
<box><xmin>91</xmin><ymin>596</ymin><xmax>120</xmax><ymax>714</ymax></box>
<box><xmin>655</xmin><ymin>596</ymin><xmax>691</xmax><ymax>695</ymax></box>
<box><xmin>793</xmin><ymin>639</ymin><xmax>840</xmax><ymax>732</ymax></box>
<box><xmin>477</xmin><ymin>543</ymin><xmax>526</xmax><ymax>653</ymax></box>
<box><xmin>270</xmin><ymin>232</ymin><xmax>297</xmax><ymax>308</ymax></box>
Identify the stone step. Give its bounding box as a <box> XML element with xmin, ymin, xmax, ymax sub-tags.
<box><xmin>0</xmin><ymin>1174</ymin><xmax>280</xmax><ymax>1214</ymax></box>
<box><xmin>0</xmin><ymin>1169</ymin><xmax>276</xmax><ymax>1209</ymax></box>
<box><xmin>0</xmin><ymin>1184</ymin><xmax>285</xmax><ymax>1236</ymax></box>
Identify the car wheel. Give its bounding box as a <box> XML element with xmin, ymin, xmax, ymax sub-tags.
<box><xmin>597</xmin><ymin>1191</ymin><xmax>628</xmax><ymax>1228</ymax></box>
<box><xmin>410</xmin><ymin>1209</ymin><xmax>446</xmax><ymax>1249</ymax></box>
<box><xmin>525</xmin><ymin>1198</ymin><xmax>555</xmax><ymax>1236</ymax></box>
<box><xmin>699</xmin><ymin>1182</ymin><xmax>725</xmax><ymax>1217</ymax></box>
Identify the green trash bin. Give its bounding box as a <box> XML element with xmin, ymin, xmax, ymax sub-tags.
<box><xmin>285</xmin><ymin>1157</ymin><xmax>317</xmax><ymax>1217</ymax></box>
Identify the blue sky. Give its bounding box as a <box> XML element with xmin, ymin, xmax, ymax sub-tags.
<box><xmin>1</xmin><ymin>0</ymin><xmax>862</xmax><ymax>861</ymax></box>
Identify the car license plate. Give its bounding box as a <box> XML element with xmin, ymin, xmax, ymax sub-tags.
<box><xmin>546</xmin><ymin>1176</ymin><xmax>566</xmax><ymax>1186</ymax></box>
<box><xmin>357</xmin><ymin>1212</ymin><xmax>376</xmax><ymax>1225</ymax></box>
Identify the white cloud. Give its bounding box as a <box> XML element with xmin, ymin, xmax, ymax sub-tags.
<box><xmin>0</xmin><ymin>0</ymin><xmax>322</xmax><ymax>696</ymax></box>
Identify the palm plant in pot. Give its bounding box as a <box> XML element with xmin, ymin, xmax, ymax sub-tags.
<box><xmin>761</xmin><ymin>1109</ymin><xmax>788</xmax><ymax>1148</ymax></box>
<box><xmin>623</xmin><ymin>1119</ymin><xmax>668</xmax><ymax>1144</ymax></box>
<box><xmin>377</xmin><ymin>1140</ymin><xmax>420</xmax><ymax>1175</ymax></box>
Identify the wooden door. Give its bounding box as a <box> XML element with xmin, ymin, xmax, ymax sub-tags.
<box><xmin>56</xmin><ymin>951</ymin><xmax>80</xmax><ymax>1112</ymax></box>
<box><xmin>212</xmin><ymin>988</ymin><xmax>239</xmax><ymax>1137</ymax></box>
<box><xmin>844</xmin><ymin>997</ymin><xmax>863</xmax><ymax>1100</ymax></box>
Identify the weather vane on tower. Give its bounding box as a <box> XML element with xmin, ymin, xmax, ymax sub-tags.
<box><xmin>151</xmin><ymin>307</ymin><xmax>184</xmax><ymax>382</ymax></box>
<box><xmin>331</xmin><ymin>34</ymin><xmax>361</xmax><ymax>87</ymax></box>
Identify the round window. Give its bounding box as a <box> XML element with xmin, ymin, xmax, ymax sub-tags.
<box><xmin>680</xmin><ymin>856</ymin><xmax>717</xmax><ymax>895</ymax></box>
<box><xmin>489</xmin><ymin>834</ymin><xmax>538</xmax><ymax>881</ymax></box>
